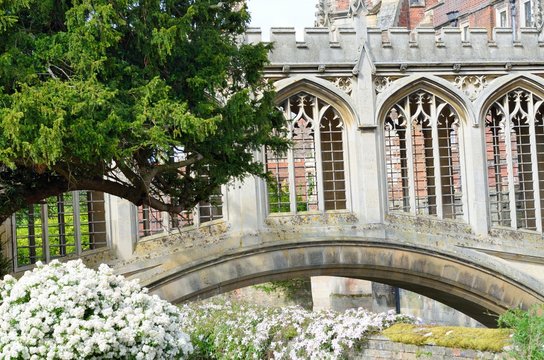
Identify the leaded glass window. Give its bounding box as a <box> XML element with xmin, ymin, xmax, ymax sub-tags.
<box><xmin>137</xmin><ymin>190</ymin><xmax>223</xmax><ymax>238</ymax></box>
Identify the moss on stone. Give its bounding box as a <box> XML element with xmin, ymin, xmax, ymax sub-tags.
<box><xmin>382</xmin><ymin>323</ymin><xmax>511</xmax><ymax>352</ymax></box>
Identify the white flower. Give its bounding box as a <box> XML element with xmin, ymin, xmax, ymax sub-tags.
<box><xmin>0</xmin><ymin>260</ymin><xmax>193</xmax><ymax>359</ymax></box>
<box><xmin>179</xmin><ymin>300</ymin><xmax>414</xmax><ymax>359</ymax></box>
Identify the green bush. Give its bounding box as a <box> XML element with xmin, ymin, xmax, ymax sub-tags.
<box><xmin>254</xmin><ymin>278</ymin><xmax>313</xmax><ymax>309</ymax></box>
<box><xmin>499</xmin><ymin>304</ymin><xmax>544</xmax><ymax>359</ymax></box>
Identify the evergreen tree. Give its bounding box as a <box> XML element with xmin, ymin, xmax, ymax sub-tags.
<box><xmin>0</xmin><ymin>0</ymin><xmax>287</xmax><ymax>223</ymax></box>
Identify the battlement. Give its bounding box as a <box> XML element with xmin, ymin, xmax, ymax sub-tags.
<box><xmin>245</xmin><ymin>26</ymin><xmax>544</xmax><ymax>70</ymax></box>
<box><xmin>245</xmin><ymin>27</ymin><xmax>359</xmax><ymax>66</ymax></box>
<box><xmin>367</xmin><ymin>26</ymin><xmax>544</xmax><ymax>66</ymax></box>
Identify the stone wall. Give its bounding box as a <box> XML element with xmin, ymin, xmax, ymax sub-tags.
<box><xmin>354</xmin><ymin>336</ymin><xmax>504</xmax><ymax>360</ymax></box>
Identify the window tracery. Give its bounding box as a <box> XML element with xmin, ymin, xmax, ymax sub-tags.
<box><xmin>485</xmin><ymin>88</ymin><xmax>544</xmax><ymax>231</ymax></box>
<box><xmin>266</xmin><ymin>92</ymin><xmax>347</xmax><ymax>213</ymax></box>
<box><xmin>384</xmin><ymin>91</ymin><xmax>464</xmax><ymax>219</ymax></box>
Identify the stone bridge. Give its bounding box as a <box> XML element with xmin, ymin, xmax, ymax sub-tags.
<box><xmin>4</xmin><ymin>21</ymin><xmax>544</xmax><ymax>328</ymax></box>
<box><xmin>117</xmin><ymin>215</ymin><xmax>543</xmax><ymax>327</ymax></box>
<box><xmin>114</xmin><ymin>25</ymin><xmax>544</xmax><ymax>327</ymax></box>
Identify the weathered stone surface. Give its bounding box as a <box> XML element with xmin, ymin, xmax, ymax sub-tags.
<box><xmin>350</xmin><ymin>337</ymin><xmax>505</xmax><ymax>360</ymax></box>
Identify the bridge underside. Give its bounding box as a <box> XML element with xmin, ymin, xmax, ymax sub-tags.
<box><xmin>135</xmin><ymin>241</ymin><xmax>544</xmax><ymax>328</ymax></box>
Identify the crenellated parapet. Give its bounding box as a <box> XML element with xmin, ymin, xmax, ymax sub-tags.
<box><xmin>368</xmin><ymin>27</ymin><xmax>544</xmax><ymax>69</ymax></box>
<box><xmin>245</xmin><ymin>27</ymin><xmax>359</xmax><ymax>73</ymax></box>
<box><xmin>246</xmin><ymin>26</ymin><xmax>544</xmax><ymax>76</ymax></box>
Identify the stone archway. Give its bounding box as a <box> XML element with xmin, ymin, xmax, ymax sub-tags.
<box><xmin>143</xmin><ymin>240</ymin><xmax>543</xmax><ymax>327</ymax></box>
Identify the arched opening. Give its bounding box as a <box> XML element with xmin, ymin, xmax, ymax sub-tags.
<box><xmin>266</xmin><ymin>91</ymin><xmax>348</xmax><ymax>213</ymax></box>
<box><xmin>144</xmin><ymin>241</ymin><xmax>543</xmax><ymax>328</ymax></box>
<box><xmin>383</xmin><ymin>90</ymin><xmax>464</xmax><ymax>219</ymax></box>
<box><xmin>484</xmin><ymin>87</ymin><xmax>544</xmax><ymax>231</ymax></box>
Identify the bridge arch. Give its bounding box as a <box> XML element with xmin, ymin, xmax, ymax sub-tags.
<box><xmin>145</xmin><ymin>240</ymin><xmax>543</xmax><ymax>327</ymax></box>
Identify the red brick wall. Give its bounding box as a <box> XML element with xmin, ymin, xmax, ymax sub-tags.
<box><xmin>465</xmin><ymin>7</ymin><xmax>495</xmax><ymax>33</ymax></box>
<box><xmin>403</xmin><ymin>0</ymin><xmax>440</xmax><ymax>29</ymax></box>
<box><xmin>433</xmin><ymin>0</ymin><xmax>503</xmax><ymax>32</ymax></box>
<box><xmin>398</xmin><ymin>0</ymin><xmax>410</xmax><ymax>28</ymax></box>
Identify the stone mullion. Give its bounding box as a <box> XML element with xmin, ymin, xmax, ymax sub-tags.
<box><xmin>314</xmin><ymin>98</ymin><xmax>326</xmax><ymax>212</ymax></box>
<box><xmin>457</xmin><ymin>121</ymin><xmax>468</xmax><ymax>222</ymax></box>
<box><xmin>405</xmin><ymin>97</ymin><xmax>417</xmax><ymax>215</ymax></box>
<box><xmin>503</xmin><ymin>97</ymin><xmax>518</xmax><ymax>229</ymax></box>
<box><xmin>41</xmin><ymin>202</ymin><xmax>50</xmax><ymax>263</ymax></box>
<box><xmin>430</xmin><ymin>96</ymin><xmax>444</xmax><ymax>219</ymax></box>
<box><xmin>528</xmin><ymin>95</ymin><xmax>543</xmax><ymax>232</ymax></box>
<box><xmin>286</xmin><ymin>98</ymin><xmax>298</xmax><ymax>213</ymax></box>
<box><xmin>73</xmin><ymin>191</ymin><xmax>82</xmax><ymax>256</ymax></box>
<box><xmin>193</xmin><ymin>204</ymin><xmax>201</xmax><ymax>227</ymax></box>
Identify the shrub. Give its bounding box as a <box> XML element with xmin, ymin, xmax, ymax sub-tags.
<box><xmin>180</xmin><ymin>300</ymin><xmax>413</xmax><ymax>360</ymax></box>
<box><xmin>0</xmin><ymin>260</ymin><xmax>193</xmax><ymax>359</ymax></box>
<box><xmin>253</xmin><ymin>278</ymin><xmax>313</xmax><ymax>309</ymax></box>
<box><xmin>499</xmin><ymin>304</ymin><xmax>544</xmax><ymax>359</ymax></box>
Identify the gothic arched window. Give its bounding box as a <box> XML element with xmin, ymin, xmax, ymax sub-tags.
<box><xmin>384</xmin><ymin>90</ymin><xmax>464</xmax><ymax>219</ymax></box>
<box><xmin>485</xmin><ymin>88</ymin><xmax>544</xmax><ymax>231</ymax></box>
<box><xmin>266</xmin><ymin>92</ymin><xmax>347</xmax><ymax>213</ymax></box>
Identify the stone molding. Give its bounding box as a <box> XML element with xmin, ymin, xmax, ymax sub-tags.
<box><xmin>374</xmin><ymin>74</ymin><xmax>478</xmax><ymax>127</ymax></box>
<box><xmin>452</xmin><ymin>75</ymin><xmax>488</xmax><ymax>101</ymax></box>
<box><xmin>273</xmin><ymin>75</ymin><xmax>361</xmax><ymax>127</ymax></box>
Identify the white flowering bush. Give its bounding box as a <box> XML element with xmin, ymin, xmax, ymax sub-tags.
<box><xmin>0</xmin><ymin>260</ymin><xmax>193</xmax><ymax>360</ymax></box>
<box><xmin>180</xmin><ymin>301</ymin><xmax>414</xmax><ymax>359</ymax></box>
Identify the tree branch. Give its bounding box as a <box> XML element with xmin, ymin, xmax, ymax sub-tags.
<box><xmin>140</xmin><ymin>153</ymin><xmax>203</xmax><ymax>186</ymax></box>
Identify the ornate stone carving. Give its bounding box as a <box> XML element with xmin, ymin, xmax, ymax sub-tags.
<box><xmin>348</xmin><ymin>0</ymin><xmax>368</xmax><ymax>16</ymax></box>
<box><xmin>315</xmin><ymin>0</ymin><xmax>334</xmax><ymax>27</ymax></box>
<box><xmin>374</xmin><ymin>76</ymin><xmax>392</xmax><ymax>94</ymax></box>
<box><xmin>453</xmin><ymin>75</ymin><xmax>488</xmax><ymax>101</ymax></box>
<box><xmin>329</xmin><ymin>77</ymin><xmax>353</xmax><ymax>95</ymax></box>
<box><xmin>316</xmin><ymin>0</ymin><xmax>370</xmax><ymax>25</ymax></box>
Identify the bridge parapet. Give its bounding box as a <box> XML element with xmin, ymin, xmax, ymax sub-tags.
<box><xmin>367</xmin><ymin>27</ymin><xmax>544</xmax><ymax>65</ymax></box>
<box><xmin>114</xmin><ymin>217</ymin><xmax>544</xmax><ymax>327</ymax></box>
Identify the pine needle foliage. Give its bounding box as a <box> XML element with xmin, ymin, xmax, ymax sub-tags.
<box><xmin>0</xmin><ymin>0</ymin><xmax>287</xmax><ymax>222</ymax></box>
